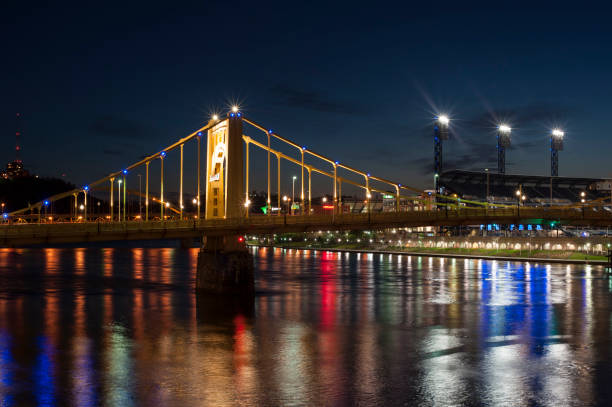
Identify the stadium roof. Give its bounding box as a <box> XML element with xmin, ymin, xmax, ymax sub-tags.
<box><xmin>440</xmin><ymin>170</ymin><xmax>606</xmax><ymax>188</ymax></box>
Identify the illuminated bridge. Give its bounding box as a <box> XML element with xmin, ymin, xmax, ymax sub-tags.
<box><xmin>3</xmin><ymin>111</ymin><xmax>612</xmax><ymax>294</ymax></box>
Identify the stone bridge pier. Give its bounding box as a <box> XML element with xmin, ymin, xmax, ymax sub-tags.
<box><xmin>196</xmin><ymin>235</ymin><xmax>254</xmax><ymax>297</ymax></box>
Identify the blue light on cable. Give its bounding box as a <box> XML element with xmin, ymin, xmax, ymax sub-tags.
<box><xmin>43</xmin><ymin>200</ymin><xmax>49</xmax><ymax>206</ymax></box>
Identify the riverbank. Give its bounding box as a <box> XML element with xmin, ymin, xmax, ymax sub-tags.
<box><xmin>249</xmin><ymin>242</ymin><xmax>610</xmax><ymax>265</ymax></box>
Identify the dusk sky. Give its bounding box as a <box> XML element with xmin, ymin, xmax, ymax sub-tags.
<box><xmin>3</xmin><ymin>2</ymin><xmax>612</xmax><ymax>195</ymax></box>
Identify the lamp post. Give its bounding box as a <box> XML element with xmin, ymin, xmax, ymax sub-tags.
<box><xmin>138</xmin><ymin>174</ymin><xmax>142</xmax><ymax>220</ymax></box>
<box><xmin>117</xmin><ymin>179</ymin><xmax>122</xmax><ymax>221</ymax></box>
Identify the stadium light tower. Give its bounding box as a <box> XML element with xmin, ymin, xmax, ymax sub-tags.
<box><xmin>434</xmin><ymin>115</ymin><xmax>450</xmax><ymax>193</ymax></box>
<box><xmin>551</xmin><ymin>129</ymin><xmax>564</xmax><ymax>176</ymax></box>
<box><xmin>497</xmin><ymin>124</ymin><xmax>511</xmax><ymax>175</ymax></box>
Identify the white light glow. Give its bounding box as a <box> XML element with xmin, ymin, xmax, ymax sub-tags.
<box><xmin>552</xmin><ymin>128</ymin><xmax>564</xmax><ymax>137</ymax></box>
<box><xmin>437</xmin><ymin>115</ymin><xmax>450</xmax><ymax>126</ymax></box>
<box><xmin>498</xmin><ymin>124</ymin><xmax>511</xmax><ymax>133</ymax></box>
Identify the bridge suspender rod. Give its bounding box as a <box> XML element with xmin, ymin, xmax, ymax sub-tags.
<box><xmin>179</xmin><ymin>143</ymin><xmax>183</xmax><ymax>220</ymax></box>
<box><xmin>365</xmin><ymin>175</ymin><xmax>371</xmax><ymax>213</ymax></box>
<box><xmin>197</xmin><ymin>136</ymin><xmax>201</xmax><ymax>219</ymax></box>
<box><xmin>73</xmin><ymin>193</ymin><xmax>77</xmax><ymax>221</ymax></box>
<box><xmin>110</xmin><ymin>179</ymin><xmax>114</xmax><ymax>220</ymax></box>
<box><xmin>277</xmin><ymin>153</ymin><xmax>281</xmax><ymax>215</ymax></box>
<box><xmin>267</xmin><ymin>131</ymin><xmax>271</xmax><ymax>216</ymax></box>
<box><xmin>308</xmin><ymin>168</ymin><xmax>312</xmax><ymax>215</ymax></box>
<box><xmin>117</xmin><ymin>180</ymin><xmax>121</xmax><ymax>222</ymax></box>
<box><xmin>245</xmin><ymin>141</ymin><xmax>249</xmax><ymax>218</ymax></box>
<box><xmin>145</xmin><ymin>163</ymin><xmax>149</xmax><ymax>221</ymax></box>
<box><xmin>123</xmin><ymin>176</ymin><xmax>127</xmax><ymax>222</ymax></box>
<box><xmin>333</xmin><ymin>164</ymin><xmax>337</xmax><ymax>216</ymax></box>
<box><xmin>301</xmin><ymin>149</ymin><xmax>304</xmax><ymax>212</ymax></box>
<box><xmin>160</xmin><ymin>156</ymin><xmax>164</xmax><ymax>220</ymax></box>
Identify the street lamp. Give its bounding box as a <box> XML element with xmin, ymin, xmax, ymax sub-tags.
<box><xmin>322</xmin><ymin>196</ymin><xmax>327</xmax><ymax>203</ymax></box>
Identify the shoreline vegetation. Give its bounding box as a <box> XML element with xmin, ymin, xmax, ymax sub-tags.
<box><xmin>248</xmin><ymin>241</ymin><xmax>609</xmax><ymax>264</ymax></box>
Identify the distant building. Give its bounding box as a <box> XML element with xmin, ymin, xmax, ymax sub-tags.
<box><xmin>439</xmin><ymin>169</ymin><xmax>608</xmax><ymax>206</ymax></box>
<box><xmin>1</xmin><ymin>160</ymin><xmax>29</xmax><ymax>180</ymax></box>
<box><xmin>2</xmin><ymin>113</ymin><xmax>30</xmax><ymax>180</ymax></box>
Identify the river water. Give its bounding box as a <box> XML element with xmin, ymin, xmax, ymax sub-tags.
<box><xmin>0</xmin><ymin>246</ymin><xmax>610</xmax><ymax>406</ymax></box>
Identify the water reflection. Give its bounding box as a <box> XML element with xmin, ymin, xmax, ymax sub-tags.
<box><xmin>0</xmin><ymin>247</ymin><xmax>609</xmax><ymax>405</ymax></box>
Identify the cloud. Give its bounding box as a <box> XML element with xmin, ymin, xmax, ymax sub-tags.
<box><xmin>89</xmin><ymin>115</ymin><xmax>156</xmax><ymax>140</ymax></box>
<box><xmin>103</xmin><ymin>149</ymin><xmax>122</xmax><ymax>156</ymax></box>
<box><xmin>269</xmin><ymin>84</ymin><xmax>366</xmax><ymax>115</ymax></box>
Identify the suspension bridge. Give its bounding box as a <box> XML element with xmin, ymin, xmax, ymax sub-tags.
<box><xmin>3</xmin><ymin>110</ymin><xmax>612</xmax><ymax>294</ymax></box>
<box><xmin>2</xmin><ymin>111</ymin><xmax>612</xmax><ymax>248</ymax></box>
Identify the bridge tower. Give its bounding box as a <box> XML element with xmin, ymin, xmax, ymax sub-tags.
<box><xmin>198</xmin><ymin>111</ymin><xmax>253</xmax><ymax>298</ymax></box>
<box><xmin>205</xmin><ymin>113</ymin><xmax>244</xmax><ymax>219</ymax></box>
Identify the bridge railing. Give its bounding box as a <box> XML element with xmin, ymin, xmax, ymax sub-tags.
<box><xmin>2</xmin><ymin>208</ymin><xmax>611</xmax><ymax>243</ymax></box>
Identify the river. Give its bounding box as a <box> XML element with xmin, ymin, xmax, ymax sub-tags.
<box><xmin>0</xmin><ymin>246</ymin><xmax>610</xmax><ymax>406</ymax></box>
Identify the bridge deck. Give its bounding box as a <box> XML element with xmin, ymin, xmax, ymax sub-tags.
<box><xmin>1</xmin><ymin>208</ymin><xmax>611</xmax><ymax>247</ymax></box>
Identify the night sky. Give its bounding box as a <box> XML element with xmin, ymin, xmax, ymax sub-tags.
<box><xmin>3</xmin><ymin>2</ymin><xmax>612</xmax><ymax>196</ymax></box>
